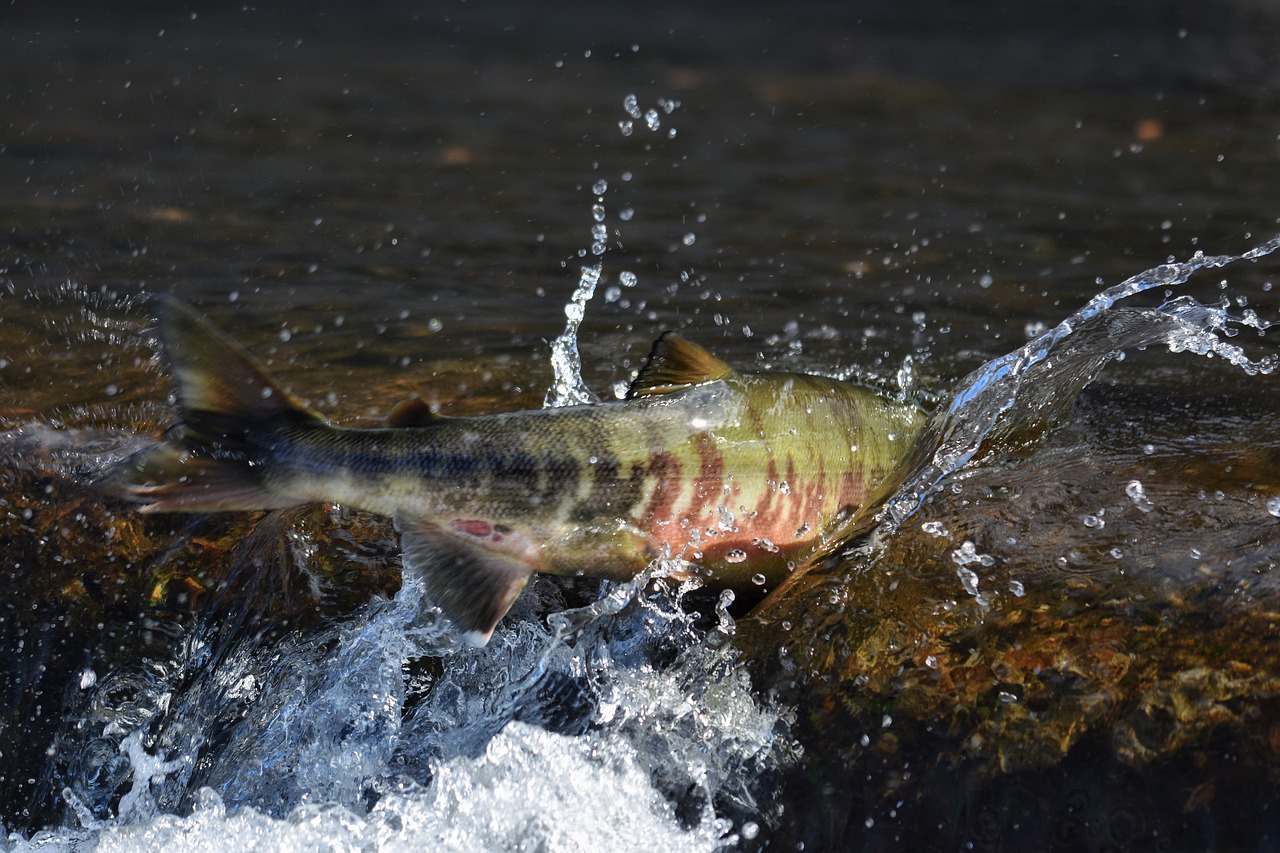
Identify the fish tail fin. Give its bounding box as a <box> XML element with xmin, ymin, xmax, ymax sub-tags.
<box><xmin>99</xmin><ymin>296</ymin><xmax>323</xmax><ymax>512</ymax></box>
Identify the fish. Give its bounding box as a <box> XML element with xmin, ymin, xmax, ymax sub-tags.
<box><xmin>103</xmin><ymin>297</ymin><xmax>926</xmax><ymax>645</ymax></box>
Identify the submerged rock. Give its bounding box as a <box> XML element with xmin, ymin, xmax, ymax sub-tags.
<box><xmin>740</xmin><ymin>383</ymin><xmax>1280</xmax><ymax>849</ymax></box>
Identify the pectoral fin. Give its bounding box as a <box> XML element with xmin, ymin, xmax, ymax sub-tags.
<box><xmin>394</xmin><ymin>512</ymin><xmax>535</xmax><ymax>646</ymax></box>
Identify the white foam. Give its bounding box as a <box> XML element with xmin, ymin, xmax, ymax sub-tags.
<box><xmin>69</xmin><ymin>723</ymin><xmax>732</xmax><ymax>853</ymax></box>
<box><xmin>12</xmin><ymin>565</ymin><xmax>784</xmax><ymax>852</ymax></box>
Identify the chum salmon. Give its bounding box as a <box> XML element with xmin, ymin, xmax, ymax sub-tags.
<box><xmin>104</xmin><ymin>298</ymin><xmax>926</xmax><ymax>644</ymax></box>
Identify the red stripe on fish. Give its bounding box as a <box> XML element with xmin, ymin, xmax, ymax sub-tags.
<box><xmin>689</xmin><ymin>433</ymin><xmax>725</xmax><ymax>521</ymax></box>
<box><xmin>639</xmin><ymin>450</ymin><xmax>683</xmax><ymax>529</ymax></box>
<box><xmin>837</xmin><ymin>469</ymin><xmax>865</xmax><ymax>518</ymax></box>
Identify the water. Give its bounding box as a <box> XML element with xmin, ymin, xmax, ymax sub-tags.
<box><xmin>743</xmin><ymin>244</ymin><xmax>1280</xmax><ymax>849</ymax></box>
<box><xmin>4</xmin><ymin>3</ymin><xmax>1280</xmax><ymax>850</ymax></box>
<box><xmin>7</xmin><ymin>242</ymin><xmax>1277</xmax><ymax>853</ymax></box>
<box><xmin>886</xmin><ymin>237</ymin><xmax>1280</xmax><ymax>531</ymax></box>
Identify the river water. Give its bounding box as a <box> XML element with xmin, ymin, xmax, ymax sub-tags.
<box><xmin>3</xmin><ymin>3</ymin><xmax>1280</xmax><ymax>850</ymax></box>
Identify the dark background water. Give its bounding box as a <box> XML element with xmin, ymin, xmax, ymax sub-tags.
<box><xmin>5</xmin><ymin>0</ymin><xmax>1278</xmax><ymax>372</ymax></box>
<box><xmin>3</xmin><ymin>0</ymin><xmax>1280</xmax><ymax>847</ymax></box>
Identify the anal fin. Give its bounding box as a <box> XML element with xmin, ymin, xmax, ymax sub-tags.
<box><xmin>394</xmin><ymin>512</ymin><xmax>536</xmax><ymax>646</ymax></box>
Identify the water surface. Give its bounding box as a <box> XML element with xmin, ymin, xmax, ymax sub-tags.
<box><xmin>3</xmin><ymin>4</ymin><xmax>1280</xmax><ymax>850</ymax></box>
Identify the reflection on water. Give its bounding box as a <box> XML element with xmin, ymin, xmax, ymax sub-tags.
<box><xmin>4</xmin><ymin>3</ymin><xmax>1280</xmax><ymax>850</ymax></box>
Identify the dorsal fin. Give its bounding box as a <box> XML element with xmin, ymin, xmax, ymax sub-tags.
<box><xmin>386</xmin><ymin>396</ymin><xmax>439</xmax><ymax>428</ymax></box>
<box><xmin>627</xmin><ymin>332</ymin><xmax>733</xmax><ymax>398</ymax></box>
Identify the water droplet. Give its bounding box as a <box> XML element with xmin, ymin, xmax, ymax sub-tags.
<box><xmin>1126</xmin><ymin>479</ymin><xmax>1155</xmax><ymax>512</ymax></box>
<box><xmin>591</xmin><ymin>178</ymin><xmax>608</xmax><ymax>196</ymax></box>
<box><xmin>951</xmin><ymin>540</ymin><xmax>994</xmax><ymax>567</ymax></box>
<box><xmin>618</xmin><ymin>120</ymin><xmax>633</xmax><ymax>136</ymax></box>
<box><xmin>682</xmin><ymin>232</ymin><xmax>696</xmax><ymax>246</ymax></box>
<box><xmin>619</xmin><ymin>270</ymin><xmax>637</xmax><ymax>287</ymax></box>
<box><xmin>1082</xmin><ymin>513</ymin><xmax>1105</xmax><ymax>529</ymax></box>
<box><xmin>750</xmin><ymin>572</ymin><xmax>766</xmax><ymax>585</ymax></box>
<box><xmin>1268</xmin><ymin>496</ymin><xmax>1280</xmax><ymax>518</ymax></box>
<box><xmin>644</xmin><ymin>108</ymin><xmax>660</xmax><ymax>130</ymax></box>
<box><xmin>741</xmin><ymin>822</ymin><xmax>759</xmax><ymax>841</ymax></box>
<box><xmin>623</xmin><ymin>93</ymin><xmax>641</xmax><ymax>119</ymax></box>
<box><xmin>921</xmin><ymin>520</ymin><xmax>949</xmax><ymax>538</ymax></box>
<box><xmin>759</xmin><ymin>538</ymin><xmax>779</xmax><ymax>553</ymax></box>
<box><xmin>592</xmin><ymin>203</ymin><xmax>606</xmax><ymax>222</ymax></box>
<box><xmin>924</xmin><ymin>655</ymin><xmax>938</xmax><ymax>669</ymax></box>
<box><xmin>715</xmin><ymin>588</ymin><xmax>736</xmax><ymax>635</ymax></box>
<box><xmin>896</xmin><ymin>353</ymin><xmax>916</xmax><ymax>399</ymax></box>
<box><xmin>1008</xmin><ymin>579</ymin><xmax>1025</xmax><ymax>597</ymax></box>
<box><xmin>956</xmin><ymin>566</ymin><xmax>980</xmax><ymax>597</ymax></box>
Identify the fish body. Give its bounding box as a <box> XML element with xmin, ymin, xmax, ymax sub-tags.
<box><xmin>107</xmin><ymin>298</ymin><xmax>924</xmax><ymax>644</ymax></box>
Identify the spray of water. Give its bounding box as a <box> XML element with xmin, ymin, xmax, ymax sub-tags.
<box><xmin>544</xmin><ymin>94</ymin><xmax>682</xmax><ymax>409</ymax></box>
<box><xmin>544</xmin><ymin>259</ymin><xmax>603</xmax><ymax>408</ymax></box>
<box><xmin>886</xmin><ymin>236</ymin><xmax>1280</xmax><ymax>529</ymax></box>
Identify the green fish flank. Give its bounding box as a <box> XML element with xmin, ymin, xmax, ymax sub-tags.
<box><xmin>103</xmin><ymin>298</ymin><xmax>925</xmax><ymax>645</ymax></box>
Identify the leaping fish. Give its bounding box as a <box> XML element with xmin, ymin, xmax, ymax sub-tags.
<box><xmin>103</xmin><ymin>297</ymin><xmax>926</xmax><ymax>645</ymax></box>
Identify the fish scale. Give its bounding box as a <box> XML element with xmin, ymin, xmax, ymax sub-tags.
<box><xmin>101</xmin><ymin>298</ymin><xmax>925</xmax><ymax>645</ymax></box>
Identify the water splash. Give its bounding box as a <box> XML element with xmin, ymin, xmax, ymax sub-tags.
<box><xmin>545</xmin><ymin>95</ymin><xmax>683</xmax><ymax>409</ymax></box>
<box><xmin>28</xmin><ymin>550</ymin><xmax>788</xmax><ymax>851</ymax></box>
<box><xmin>886</xmin><ymin>236</ymin><xmax>1280</xmax><ymax>528</ymax></box>
<box><xmin>57</xmin><ymin>722</ymin><xmax>739</xmax><ymax>853</ymax></box>
<box><xmin>950</xmin><ymin>541</ymin><xmax>997</xmax><ymax>605</ymax></box>
<box><xmin>543</xmin><ymin>175</ymin><xmax>609</xmax><ymax>408</ymax></box>
<box><xmin>544</xmin><ymin>261</ymin><xmax>603</xmax><ymax>408</ymax></box>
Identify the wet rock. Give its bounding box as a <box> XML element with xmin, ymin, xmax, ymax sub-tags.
<box><xmin>740</xmin><ymin>387</ymin><xmax>1280</xmax><ymax>849</ymax></box>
